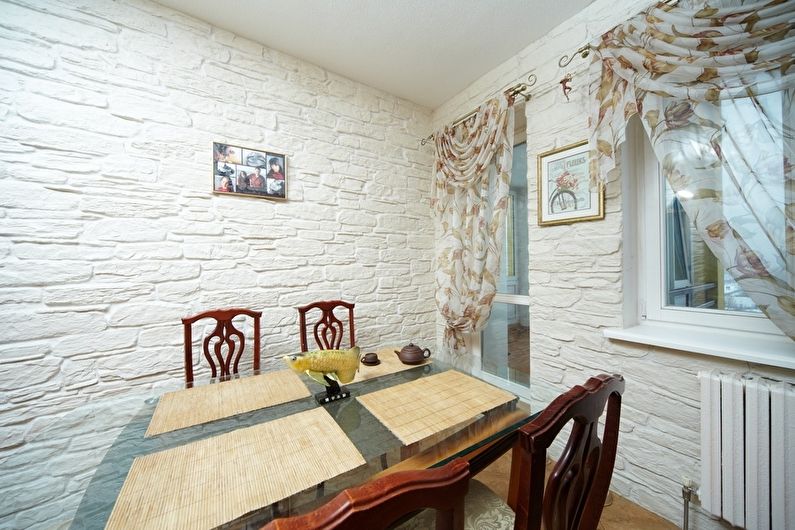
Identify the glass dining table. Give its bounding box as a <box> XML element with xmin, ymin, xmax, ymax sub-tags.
<box><xmin>63</xmin><ymin>349</ymin><xmax>535</xmax><ymax>529</ymax></box>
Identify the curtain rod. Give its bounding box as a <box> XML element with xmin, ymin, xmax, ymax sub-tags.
<box><xmin>420</xmin><ymin>74</ymin><xmax>537</xmax><ymax>146</ymax></box>
<box><xmin>558</xmin><ymin>0</ymin><xmax>679</xmax><ymax>68</ymax></box>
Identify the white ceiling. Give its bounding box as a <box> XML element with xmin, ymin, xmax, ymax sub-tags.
<box><xmin>156</xmin><ymin>0</ymin><xmax>593</xmax><ymax>109</ymax></box>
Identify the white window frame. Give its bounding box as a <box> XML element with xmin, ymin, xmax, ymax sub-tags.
<box><xmin>604</xmin><ymin>119</ymin><xmax>794</xmax><ymax>369</ymax></box>
<box><xmin>640</xmin><ymin>137</ymin><xmax>779</xmax><ymax>334</ymax></box>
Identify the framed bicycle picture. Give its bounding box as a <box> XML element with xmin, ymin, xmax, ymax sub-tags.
<box><xmin>537</xmin><ymin>140</ymin><xmax>603</xmax><ymax>226</ymax></box>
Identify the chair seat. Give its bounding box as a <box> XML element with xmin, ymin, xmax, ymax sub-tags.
<box><xmin>395</xmin><ymin>479</ymin><xmax>515</xmax><ymax>530</ymax></box>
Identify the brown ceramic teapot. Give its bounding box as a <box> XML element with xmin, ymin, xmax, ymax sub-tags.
<box><xmin>395</xmin><ymin>343</ymin><xmax>431</xmax><ymax>365</ymax></box>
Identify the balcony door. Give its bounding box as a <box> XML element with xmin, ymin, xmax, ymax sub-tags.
<box><xmin>472</xmin><ymin>140</ymin><xmax>530</xmax><ymax>399</ymax></box>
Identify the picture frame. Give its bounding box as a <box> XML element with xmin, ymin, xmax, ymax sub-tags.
<box><xmin>537</xmin><ymin>140</ymin><xmax>603</xmax><ymax>226</ymax></box>
<box><xmin>212</xmin><ymin>141</ymin><xmax>287</xmax><ymax>200</ymax></box>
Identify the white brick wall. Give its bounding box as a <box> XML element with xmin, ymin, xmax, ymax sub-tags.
<box><xmin>0</xmin><ymin>1</ymin><xmax>435</xmax><ymax>526</ymax></box>
<box><xmin>432</xmin><ymin>0</ymin><xmax>795</xmax><ymax>528</ymax></box>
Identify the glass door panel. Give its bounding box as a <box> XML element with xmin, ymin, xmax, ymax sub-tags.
<box><xmin>479</xmin><ymin>141</ymin><xmax>530</xmax><ymax>392</ymax></box>
<box><xmin>481</xmin><ymin>302</ymin><xmax>530</xmax><ymax>387</ymax></box>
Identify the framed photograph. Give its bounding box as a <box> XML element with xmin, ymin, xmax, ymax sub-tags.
<box><xmin>537</xmin><ymin>140</ymin><xmax>603</xmax><ymax>226</ymax></box>
<box><xmin>213</xmin><ymin>142</ymin><xmax>287</xmax><ymax>200</ymax></box>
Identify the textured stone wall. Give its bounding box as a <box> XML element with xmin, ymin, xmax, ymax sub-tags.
<box><xmin>432</xmin><ymin>0</ymin><xmax>795</xmax><ymax>528</ymax></box>
<box><xmin>0</xmin><ymin>0</ymin><xmax>434</xmax><ymax>527</ymax></box>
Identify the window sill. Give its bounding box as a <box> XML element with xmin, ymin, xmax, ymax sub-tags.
<box><xmin>603</xmin><ymin>322</ymin><xmax>795</xmax><ymax>370</ymax></box>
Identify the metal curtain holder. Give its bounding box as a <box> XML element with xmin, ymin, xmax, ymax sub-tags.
<box><xmin>421</xmin><ymin>74</ymin><xmax>537</xmax><ymax>146</ymax></box>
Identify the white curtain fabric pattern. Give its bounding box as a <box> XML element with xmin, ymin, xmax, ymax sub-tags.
<box><xmin>432</xmin><ymin>95</ymin><xmax>515</xmax><ymax>359</ymax></box>
<box><xmin>589</xmin><ymin>0</ymin><xmax>795</xmax><ymax>339</ymax></box>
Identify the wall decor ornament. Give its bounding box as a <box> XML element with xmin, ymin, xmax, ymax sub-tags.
<box><xmin>537</xmin><ymin>140</ymin><xmax>603</xmax><ymax>226</ymax></box>
<box><xmin>213</xmin><ymin>141</ymin><xmax>287</xmax><ymax>200</ymax></box>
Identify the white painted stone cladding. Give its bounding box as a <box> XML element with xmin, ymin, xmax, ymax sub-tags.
<box><xmin>432</xmin><ymin>0</ymin><xmax>795</xmax><ymax>528</ymax></box>
<box><xmin>0</xmin><ymin>0</ymin><xmax>435</xmax><ymax>527</ymax></box>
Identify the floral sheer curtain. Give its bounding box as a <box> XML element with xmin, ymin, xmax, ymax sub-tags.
<box><xmin>590</xmin><ymin>0</ymin><xmax>795</xmax><ymax>339</ymax></box>
<box><xmin>432</xmin><ymin>95</ymin><xmax>515</xmax><ymax>360</ymax></box>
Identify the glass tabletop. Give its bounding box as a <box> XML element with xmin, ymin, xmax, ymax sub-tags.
<box><xmin>59</xmin><ymin>354</ymin><xmax>535</xmax><ymax>529</ymax></box>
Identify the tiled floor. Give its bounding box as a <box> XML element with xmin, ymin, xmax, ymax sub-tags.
<box><xmin>477</xmin><ymin>452</ymin><xmax>678</xmax><ymax>530</ymax></box>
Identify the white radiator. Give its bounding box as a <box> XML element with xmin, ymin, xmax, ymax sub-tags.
<box><xmin>699</xmin><ymin>371</ymin><xmax>795</xmax><ymax>529</ymax></box>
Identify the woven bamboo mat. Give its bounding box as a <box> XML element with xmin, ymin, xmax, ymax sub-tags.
<box><xmin>107</xmin><ymin>407</ymin><xmax>365</xmax><ymax>530</ymax></box>
<box><xmin>356</xmin><ymin>370</ymin><xmax>515</xmax><ymax>446</ymax></box>
<box><xmin>146</xmin><ymin>370</ymin><xmax>310</xmax><ymax>437</ymax></box>
<box><xmin>352</xmin><ymin>346</ymin><xmax>431</xmax><ymax>383</ymax></box>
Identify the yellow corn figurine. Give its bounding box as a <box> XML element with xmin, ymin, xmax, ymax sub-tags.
<box><xmin>283</xmin><ymin>346</ymin><xmax>361</xmax><ymax>387</ymax></box>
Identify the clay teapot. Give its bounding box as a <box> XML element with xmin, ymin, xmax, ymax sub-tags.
<box><xmin>395</xmin><ymin>343</ymin><xmax>431</xmax><ymax>365</ymax></box>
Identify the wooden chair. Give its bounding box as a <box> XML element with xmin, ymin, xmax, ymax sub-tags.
<box><xmin>296</xmin><ymin>300</ymin><xmax>355</xmax><ymax>352</ymax></box>
<box><xmin>398</xmin><ymin>373</ymin><xmax>626</xmax><ymax>530</ymax></box>
<box><xmin>181</xmin><ymin>308</ymin><xmax>262</xmax><ymax>388</ymax></box>
<box><xmin>509</xmin><ymin>373</ymin><xmax>625</xmax><ymax>530</ymax></box>
<box><xmin>407</xmin><ymin>373</ymin><xmax>625</xmax><ymax>529</ymax></box>
<box><xmin>261</xmin><ymin>458</ymin><xmax>470</xmax><ymax>530</ymax></box>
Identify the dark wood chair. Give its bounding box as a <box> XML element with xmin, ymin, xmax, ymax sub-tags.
<box><xmin>181</xmin><ymin>308</ymin><xmax>262</xmax><ymax>388</ymax></box>
<box><xmin>510</xmin><ymin>373</ymin><xmax>625</xmax><ymax>530</ymax></box>
<box><xmin>296</xmin><ymin>300</ymin><xmax>355</xmax><ymax>352</ymax></box>
<box><xmin>409</xmin><ymin>373</ymin><xmax>625</xmax><ymax>529</ymax></box>
<box><xmin>261</xmin><ymin>458</ymin><xmax>470</xmax><ymax>530</ymax></box>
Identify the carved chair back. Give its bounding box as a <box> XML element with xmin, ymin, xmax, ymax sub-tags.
<box><xmin>261</xmin><ymin>458</ymin><xmax>470</xmax><ymax>530</ymax></box>
<box><xmin>181</xmin><ymin>308</ymin><xmax>262</xmax><ymax>388</ymax></box>
<box><xmin>296</xmin><ymin>300</ymin><xmax>355</xmax><ymax>352</ymax></box>
<box><xmin>512</xmin><ymin>374</ymin><xmax>625</xmax><ymax>530</ymax></box>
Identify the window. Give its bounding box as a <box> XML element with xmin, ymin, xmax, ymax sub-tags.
<box><xmin>472</xmin><ymin>137</ymin><xmax>531</xmax><ymax>399</ymax></box>
<box><xmin>663</xmin><ymin>181</ymin><xmax>761</xmax><ymax>314</ymax></box>
<box><xmin>604</xmin><ymin>118</ymin><xmax>793</xmax><ymax>369</ymax></box>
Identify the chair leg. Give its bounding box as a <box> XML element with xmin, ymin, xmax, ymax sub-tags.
<box><xmin>507</xmin><ymin>442</ymin><xmax>524</xmax><ymax>511</ymax></box>
<box><xmin>435</xmin><ymin>503</ymin><xmax>465</xmax><ymax>530</ymax></box>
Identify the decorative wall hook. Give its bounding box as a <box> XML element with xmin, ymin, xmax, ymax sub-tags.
<box><xmin>560</xmin><ymin>74</ymin><xmax>573</xmax><ymax>101</ymax></box>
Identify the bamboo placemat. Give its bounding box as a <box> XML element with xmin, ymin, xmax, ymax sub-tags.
<box><xmin>352</xmin><ymin>346</ymin><xmax>431</xmax><ymax>383</ymax></box>
<box><xmin>356</xmin><ymin>370</ymin><xmax>515</xmax><ymax>446</ymax></box>
<box><xmin>107</xmin><ymin>407</ymin><xmax>365</xmax><ymax>530</ymax></box>
<box><xmin>146</xmin><ymin>370</ymin><xmax>310</xmax><ymax>437</ymax></box>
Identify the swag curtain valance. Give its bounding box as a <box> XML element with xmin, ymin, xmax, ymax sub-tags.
<box><xmin>589</xmin><ymin>0</ymin><xmax>795</xmax><ymax>339</ymax></box>
<box><xmin>432</xmin><ymin>95</ymin><xmax>515</xmax><ymax>359</ymax></box>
